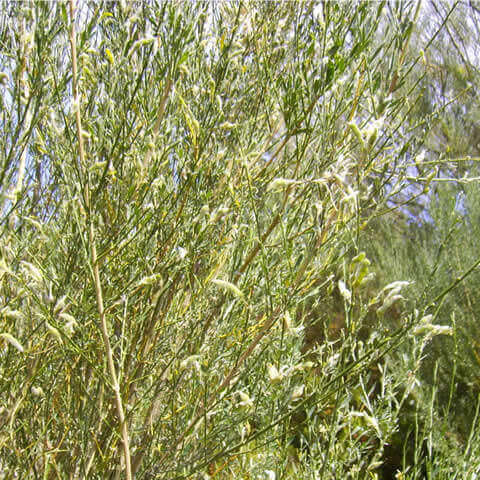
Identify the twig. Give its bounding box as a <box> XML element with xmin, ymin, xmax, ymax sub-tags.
<box><xmin>68</xmin><ymin>1</ymin><xmax>132</xmax><ymax>478</ymax></box>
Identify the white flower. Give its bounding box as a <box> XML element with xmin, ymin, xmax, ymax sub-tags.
<box><xmin>377</xmin><ymin>293</ymin><xmax>404</xmax><ymax>315</ymax></box>
<box><xmin>64</xmin><ymin>321</ymin><xmax>76</xmax><ymax>337</ymax></box>
<box><xmin>219</xmin><ymin>121</ymin><xmax>236</xmax><ymax>130</ymax></box>
<box><xmin>0</xmin><ymin>333</ymin><xmax>24</xmax><ymax>353</ymax></box>
<box><xmin>210</xmin><ymin>206</ymin><xmax>230</xmax><ymax>223</ymax></box>
<box><xmin>31</xmin><ymin>386</ymin><xmax>44</xmax><ymax>397</ymax></box>
<box><xmin>267</xmin><ymin>364</ymin><xmax>283</xmax><ymax>384</ymax></box>
<box><xmin>415</xmin><ymin>150</ymin><xmax>426</xmax><ymax>166</ymax></box>
<box><xmin>211</xmin><ymin>278</ymin><xmax>243</xmax><ymax>298</ymax></box>
<box><xmin>265</xmin><ymin>470</ymin><xmax>276</xmax><ymax>480</ymax></box>
<box><xmin>54</xmin><ymin>295</ymin><xmax>67</xmax><ymax>315</ymax></box>
<box><xmin>0</xmin><ymin>308</ymin><xmax>23</xmax><ymax>320</ymax></box>
<box><xmin>342</xmin><ymin>186</ymin><xmax>359</xmax><ymax>206</ymax></box>
<box><xmin>238</xmin><ymin>421</ymin><xmax>251</xmax><ymax>442</ymax></box>
<box><xmin>312</xmin><ymin>3</ymin><xmax>323</xmax><ymax>22</ymax></box>
<box><xmin>295</xmin><ymin>361</ymin><xmax>315</xmax><ymax>371</ymax></box>
<box><xmin>176</xmin><ymin>246</ymin><xmax>187</xmax><ymax>260</ymax></box>
<box><xmin>413</xmin><ymin>315</ymin><xmax>453</xmax><ymax>337</ymax></box>
<box><xmin>46</xmin><ymin>322</ymin><xmax>63</xmax><ymax>344</ymax></box>
<box><xmin>180</xmin><ymin>355</ymin><xmax>201</xmax><ymax>372</ymax></box>
<box><xmin>58</xmin><ymin>312</ymin><xmax>77</xmax><ymax>336</ymax></box>
<box><xmin>291</xmin><ymin>384</ymin><xmax>304</xmax><ymax>401</ymax></box>
<box><xmin>266</xmin><ymin>178</ymin><xmax>299</xmax><ymax>193</ymax></box>
<box><xmin>200</xmin><ymin>204</ymin><xmax>210</xmax><ymax>217</ymax></box>
<box><xmin>21</xmin><ymin>261</ymin><xmax>43</xmax><ymax>283</ymax></box>
<box><xmin>151</xmin><ymin>176</ymin><xmax>165</xmax><ymax>189</ymax></box>
<box><xmin>338</xmin><ymin>280</ymin><xmax>352</xmax><ymax>303</ymax></box>
<box><xmin>375</xmin><ymin>280</ymin><xmax>412</xmax><ymax>314</ymax></box>
<box><xmin>236</xmin><ymin>391</ymin><xmax>254</xmax><ymax>410</ymax></box>
<box><xmin>327</xmin><ymin>353</ymin><xmax>340</xmax><ymax>370</ymax></box>
<box><xmin>59</xmin><ymin>312</ymin><xmax>76</xmax><ymax>324</ymax></box>
<box><xmin>382</xmin><ymin>281</ymin><xmax>412</xmax><ymax>294</ymax></box>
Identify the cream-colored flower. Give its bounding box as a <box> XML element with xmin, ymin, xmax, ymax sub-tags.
<box><xmin>236</xmin><ymin>391</ymin><xmax>254</xmax><ymax>410</ymax></box>
<box><xmin>46</xmin><ymin>322</ymin><xmax>63</xmax><ymax>344</ymax></box>
<box><xmin>0</xmin><ymin>333</ymin><xmax>24</xmax><ymax>353</ymax></box>
<box><xmin>31</xmin><ymin>386</ymin><xmax>44</xmax><ymax>397</ymax></box>
<box><xmin>267</xmin><ymin>364</ymin><xmax>283</xmax><ymax>384</ymax></box>
<box><xmin>338</xmin><ymin>280</ymin><xmax>352</xmax><ymax>304</ymax></box>
<box><xmin>211</xmin><ymin>278</ymin><xmax>243</xmax><ymax>298</ymax></box>
<box><xmin>291</xmin><ymin>384</ymin><xmax>304</xmax><ymax>401</ymax></box>
<box><xmin>266</xmin><ymin>178</ymin><xmax>299</xmax><ymax>193</ymax></box>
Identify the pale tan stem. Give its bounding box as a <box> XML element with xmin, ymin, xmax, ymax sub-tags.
<box><xmin>68</xmin><ymin>1</ymin><xmax>132</xmax><ymax>478</ymax></box>
<box><xmin>11</xmin><ymin>15</ymin><xmax>34</xmax><ymax>200</ymax></box>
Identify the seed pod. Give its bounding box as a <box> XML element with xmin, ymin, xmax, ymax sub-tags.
<box><xmin>347</xmin><ymin>121</ymin><xmax>365</xmax><ymax>149</ymax></box>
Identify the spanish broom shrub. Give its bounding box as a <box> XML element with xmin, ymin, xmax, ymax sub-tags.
<box><xmin>0</xmin><ymin>1</ymin><xmax>477</xmax><ymax>479</ymax></box>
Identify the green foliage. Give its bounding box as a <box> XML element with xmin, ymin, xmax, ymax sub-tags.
<box><xmin>0</xmin><ymin>1</ymin><xmax>478</xmax><ymax>479</ymax></box>
<box><xmin>365</xmin><ymin>0</ymin><xmax>480</xmax><ymax>454</ymax></box>
<box><xmin>366</xmin><ymin>173</ymin><xmax>480</xmax><ymax>438</ymax></box>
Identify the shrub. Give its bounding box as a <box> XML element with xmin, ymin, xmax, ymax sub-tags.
<box><xmin>0</xmin><ymin>1</ymin><xmax>476</xmax><ymax>478</ymax></box>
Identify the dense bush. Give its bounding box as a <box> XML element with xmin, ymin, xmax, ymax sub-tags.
<box><xmin>0</xmin><ymin>1</ymin><xmax>478</xmax><ymax>479</ymax></box>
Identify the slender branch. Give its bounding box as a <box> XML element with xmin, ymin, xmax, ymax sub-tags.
<box><xmin>158</xmin><ymin>203</ymin><xmax>332</xmax><ymax>466</ymax></box>
<box><xmin>430</xmin><ymin>254</ymin><xmax>480</xmax><ymax>307</ymax></box>
<box><xmin>68</xmin><ymin>1</ymin><xmax>132</xmax><ymax>478</ymax></box>
<box><xmin>10</xmin><ymin>17</ymin><xmax>34</xmax><ymax>201</ymax></box>
<box><xmin>143</xmin><ymin>75</ymin><xmax>173</xmax><ymax>168</ymax></box>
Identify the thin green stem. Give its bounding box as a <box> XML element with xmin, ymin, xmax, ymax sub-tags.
<box><xmin>68</xmin><ymin>1</ymin><xmax>132</xmax><ymax>478</ymax></box>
